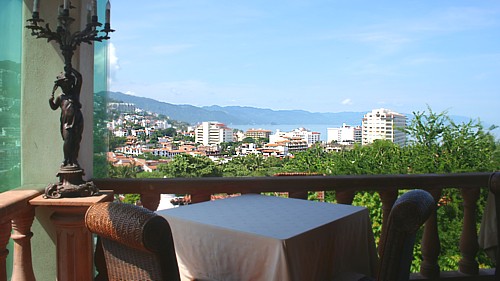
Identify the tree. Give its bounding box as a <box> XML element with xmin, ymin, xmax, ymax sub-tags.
<box><xmin>158</xmin><ymin>154</ymin><xmax>222</xmax><ymax>178</ymax></box>
<box><xmin>108</xmin><ymin>133</ymin><xmax>127</xmax><ymax>151</ymax></box>
<box><xmin>242</xmin><ymin>137</ymin><xmax>255</xmax><ymax>143</ymax></box>
<box><xmin>108</xmin><ymin>162</ymin><xmax>140</xmax><ymax>178</ymax></box>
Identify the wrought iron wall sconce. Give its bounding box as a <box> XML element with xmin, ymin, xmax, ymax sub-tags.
<box><xmin>26</xmin><ymin>0</ymin><xmax>114</xmax><ymax>198</ymax></box>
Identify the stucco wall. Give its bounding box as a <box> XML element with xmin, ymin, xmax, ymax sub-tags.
<box><xmin>21</xmin><ymin>0</ymin><xmax>95</xmax><ymax>279</ymax></box>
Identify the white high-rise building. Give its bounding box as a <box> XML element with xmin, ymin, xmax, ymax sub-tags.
<box><xmin>362</xmin><ymin>108</ymin><xmax>406</xmax><ymax>146</ymax></box>
<box><xmin>195</xmin><ymin>121</ymin><xmax>234</xmax><ymax>146</ymax></box>
<box><xmin>327</xmin><ymin>123</ymin><xmax>362</xmax><ymax>145</ymax></box>
<box><xmin>269</xmin><ymin>128</ymin><xmax>320</xmax><ymax>147</ymax></box>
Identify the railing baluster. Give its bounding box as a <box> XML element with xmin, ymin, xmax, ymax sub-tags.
<box><xmin>488</xmin><ymin>172</ymin><xmax>500</xmax><ymax>279</ymax></box>
<box><xmin>10</xmin><ymin>209</ymin><xmax>36</xmax><ymax>281</ymax></box>
<box><xmin>0</xmin><ymin>220</ymin><xmax>11</xmax><ymax>281</ymax></box>
<box><xmin>288</xmin><ymin>191</ymin><xmax>307</xmax><ymax>200</ymax></box>
<box><xmin>140</xmin><ymin>192</ymin><xmax>160</xmax><ymax>211</ymax></box>
<box><xmin>459</xmin><ymin>187</ymin><xmax>480</xmax><ymax>275</ymax></box>
<box><xmin>335</xmin><ymin>190</ymin><xmax>355</xmax><ymax>204</ymax></box>
<box><xmin>420</xmin><ymin>188</ymin><xmax>441</xmax><ymax>278</ymax></box>
<box><xmin>378</xmin><ymin>189</ymin><xmax>398</xmax><ymax>257</ymax></box>
<box><xmin>190</xmin><ymin>193</ymin><xmax>211</xmax><ymax>204</ymax></box>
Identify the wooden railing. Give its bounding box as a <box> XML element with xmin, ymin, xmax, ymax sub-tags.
<box><xmin>94</xmin><ymin>172</ymin><xmax>500</xmax><ymax>281</ymax></box>
<box><xmin>0</xmin><ymin>172</ymin><xmax>499</xmax><ymax>280</ymax></box>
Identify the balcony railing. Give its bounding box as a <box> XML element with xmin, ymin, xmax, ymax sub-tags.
<box><xmin>0</xmin><ymin>172</ymin><xmax>499</xmax><ymax>281</ymax></box>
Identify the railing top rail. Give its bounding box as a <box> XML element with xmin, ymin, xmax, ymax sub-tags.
<box><xmin>0</xmin><ymin>189</ymin><xmax>43</xmax><ymax>219</ymax></box>
<box><xmin>93</xmin><ymin>172</ymin><xmax>497</xmax><ymax>195</ymax></box>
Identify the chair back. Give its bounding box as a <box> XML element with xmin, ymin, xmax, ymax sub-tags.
<box><xmin>377</xmin><ymin>189</ymin><xmax>435</xmax><ymax>281</ymax></box>
<box><xmin>85</xmin><ymin>202</ymin><xmax>181</xmax><ymax>281</ymax></box>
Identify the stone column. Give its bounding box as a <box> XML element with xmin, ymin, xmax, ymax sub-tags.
<box><xmin>30</xmin><ymin>192</ymin><xmax>113</xmax><ymax>281</ymax></box>
<box><xmin>0</xmin><ymin>220</ymin><xmax>11</xmax><ymax>281</ymax></box>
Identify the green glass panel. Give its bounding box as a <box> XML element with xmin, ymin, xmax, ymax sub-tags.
<box><xmin>93</xmin><ymin>0</ymin><xmax>110</xmax><ymax>178</ymax></box>
<box><xmin>0</xmin><ymin>0</ymin><xmax>22</xmax><ymax>193</ymax></box>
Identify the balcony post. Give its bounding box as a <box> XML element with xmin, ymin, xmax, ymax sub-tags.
<box><xmin>420</xmin><ymin>188</ymin><xmax>441</xmax><ymax>278</ymax></box>
<box><xmin>140</xmin><ymin>192</ymin><xmax>160</xmax><ymax>211</ymax></box>
<box><xmin>378</xmin><ymin>189</ymin><xmax>398</xmax><ymax>257</ymax></box>
<box><xmin>30</xmin><ymin>192</ymin><xmax>113</xmax><ymax>281</ymax></box>
<box><xmin>10</xmin><ymin>209</ymin><xmax>36</xmax><ymax>281</ymax></box>
<box><xmin>288</xmin><ymin>191</ymin><xmax>308</xmax><ymax>200</ymax></box>
<box><xmin>488</xmin><ymin>172</ymin><xmax>500</xmax><ymax>278</ymax></box>
<box><xmin>335</xmin><ymin>190</ymin><xmax>355</xmax><ymax>204</ymax></box>
<box><xmin>0</xmin><ymin>220</ymin><xmax>11</xmax><ymax>281</ymax></box>
<box><xmin>191</xmin><ymin>193</ymin><xmax>211</xmax><ymax>204</ymax></box>
<box><xmin>458</xmin><ymin>187</ymin><xmax>480</xmax><ymax>275</ymax></box>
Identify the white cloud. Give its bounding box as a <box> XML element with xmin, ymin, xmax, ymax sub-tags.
<box><xmin>108</xmin><ymin>43</ymin><xmax>119</xmax><ymax>71</ymax></box>
<box><xmin>107</xmin><ymin>43</ymin><xmax>120</xmax><ymax>85</ymax></box>
<box><xmin>341</xmin><ymin>98</ymin><xmax>352</xmax><ymax>105</ymax></box>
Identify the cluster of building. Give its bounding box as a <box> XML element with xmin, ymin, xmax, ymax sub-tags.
<box><xmin>328</xmin><ymin>108</ymin><xmax>407</xmax><ymax>146</ymax></box>
<box><xmin>107</xmin><ymin>105</ymin><xmax>407</xmax><ymax>169</ymax></box>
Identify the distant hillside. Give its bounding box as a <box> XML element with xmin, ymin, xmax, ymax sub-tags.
<box><xmin>106</xmin><ymin>91</ymin><xmax>365</xmax><ymax>125</ymax></box>
<box><xmin>106</xmin><ymin>91</ymin><xmax>245</xmax><ymax>124</ymax></box>
<box><xmin>104</xmin><ymin>91</ymin><xmax>491</xmax><ymax>131</ymax></box>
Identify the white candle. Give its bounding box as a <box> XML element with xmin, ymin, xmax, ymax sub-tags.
<box><xmin>105</xmin><ymin>1</ymin><xmax>111</xmax><ymax>24</ymax></box>
<box><xmin>92</xmin><ymin>0</ymin><xmax>97</xmax><ymax>17</ymax></box>
<box><xmin>87</xmin><ymin>4</ymin><xmax>92</xmax><ymax>24</ymax></box>
<box><xmin>33</xmin><ymin>0</ymin><xmax>40</xmax><ymax>13</ymax></box>
<box><xmin>64</xmin><ymin>0</ymin><xmax>69</xmax><ymax>10</ymax></box>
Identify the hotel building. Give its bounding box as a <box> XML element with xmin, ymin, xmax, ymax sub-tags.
<box><xmin>362</xmin><ymin>108</ymin><xmax>406</xmax><ymax>146</ymax></box>
<box><xmin>195</xmin><ymin>121</ymin><xmax>234</xmax><ymax>146</ymax></box>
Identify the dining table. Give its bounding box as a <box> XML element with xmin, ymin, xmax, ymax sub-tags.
<box><xmin>157</xmin><ymin>193</ymin><xmax>378</xmax><ymax>281</ymax></box>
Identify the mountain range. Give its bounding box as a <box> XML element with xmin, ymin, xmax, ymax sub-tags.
<box><xmin>105</xmin><ymin>91</ymin><xmax>480</xmax><ymax>127</ymax></box>
<box><xmin>106</xmin><ymin>91</ymin><xmax>366</xmax><ymax>125</ymax></box>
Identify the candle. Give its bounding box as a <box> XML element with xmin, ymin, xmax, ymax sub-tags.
<box><xmin>92</xmin><ymin>0</ymin><xmax>97</xmax><ymax>17</ymax></box>
<box><xmin>87</xmin><ymin>4</ymin><xmax>91</xmax><ymax>24</ymax></box>
<box><xmin>64</xmin><ymin>0</ymin><xmax>69</xmax><ymax>10</ymax></box>
<box><xmin>33</xmin><ymin>0</ymin><xmax>40</xmax><ymax>13</ymax></box>
<box><xmin>105</xmin><ymin>1</ymin><xmax>111</xmax><ymax>25</ymax></box>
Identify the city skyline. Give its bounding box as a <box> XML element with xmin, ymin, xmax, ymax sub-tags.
<box><xmin>109</xmin><ymin>1</ymin><xmax>500</xmax><ymax>125</ymax></box>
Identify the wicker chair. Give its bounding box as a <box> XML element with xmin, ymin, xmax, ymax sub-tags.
<box><xmin>85</xmin><ymin>202</ymin><xmax>181</xmax><ymax>281</ymax></box>
<box><xmin>334</xmin><ymin>189</ymin><xmax>436</xmax><ymax>281</ymax></box>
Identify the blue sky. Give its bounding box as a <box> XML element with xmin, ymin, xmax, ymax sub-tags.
<box><xmin>109</xmin><ymin>1</ymin><xmax>500</xmax><ymax>125</ymax></box>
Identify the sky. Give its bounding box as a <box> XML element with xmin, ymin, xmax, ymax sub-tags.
<box><xmin>109</xmin><ymin>0</ymin><xmax>500</xmax><ymax>125</ymax></box>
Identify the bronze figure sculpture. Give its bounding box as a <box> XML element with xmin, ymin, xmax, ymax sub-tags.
<box><xmin>49</xmin><ymin>68</ymin><xmax>84</xmax><ymax>167</ymax></box>
<box><xmin>26</xmin><ymin>1</ymin><xmax>113</xmax><ymax>198</ymax></box>
<box><xmin>44</xmin><ymin>68</ymin><xmax>98</xmax><ymax>198</ymax></box>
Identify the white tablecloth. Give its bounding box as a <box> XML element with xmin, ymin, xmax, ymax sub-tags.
<box><xmin>157</xmin><ymin>194</ymin><xmax>378</xmax><ymax>281</ymax></box>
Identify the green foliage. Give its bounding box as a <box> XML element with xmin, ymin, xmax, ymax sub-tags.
<box><xmin>219</xmin><ymin>142</ymin><xmax>237</xmax><ymax>156</ymax></box>
<box><xmin>93</xmin><ymin>153</ymin><xmax>109</xmax><ymax>178</ymax></box>
<box><xmin>158</xmin><ymin>154</ymin><xmax>222</xmax><ymax>178</ymax></box>
<box><xmin>122</xmin><ymin>193</ymin><xmax>140</xmax><ymax>204</ymax></box>
<box><xmin>93</xmin><ymin>92</ymin><xmax>109</xmax><ymax>178</ymax></box>
<box><xmin>352</xmin><ymin>191</ymin><xmax>383</xmax><ymax>243</ymax></box>
<box><xmin>222</xmin><ymin>154</ymin><xmax>287</xmax><ymax>177</ymax></box>
<box><xmin>108</xmin><ymin>133</ymin><xmax>127</xmax><ymax>151</ymax></box>
<box><xmin>242</xmin><ymin>137</ymin><xmax>255</xmax><ymax>143</ymax></box>
<box><xmin>108</xmin><ymin>162</ymin><xmax>140</xmax><ymax>178</ymax></box>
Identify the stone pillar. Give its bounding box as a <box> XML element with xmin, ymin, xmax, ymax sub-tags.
<box><xmin>0</xmin><ymin>220</ymin><xmax>11</xmax><ymax>281</ymax></box>
<box><xmin>30</xmin><ymin>192</ymin><xmax>113</xmax><ymax>281</ymax></box>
